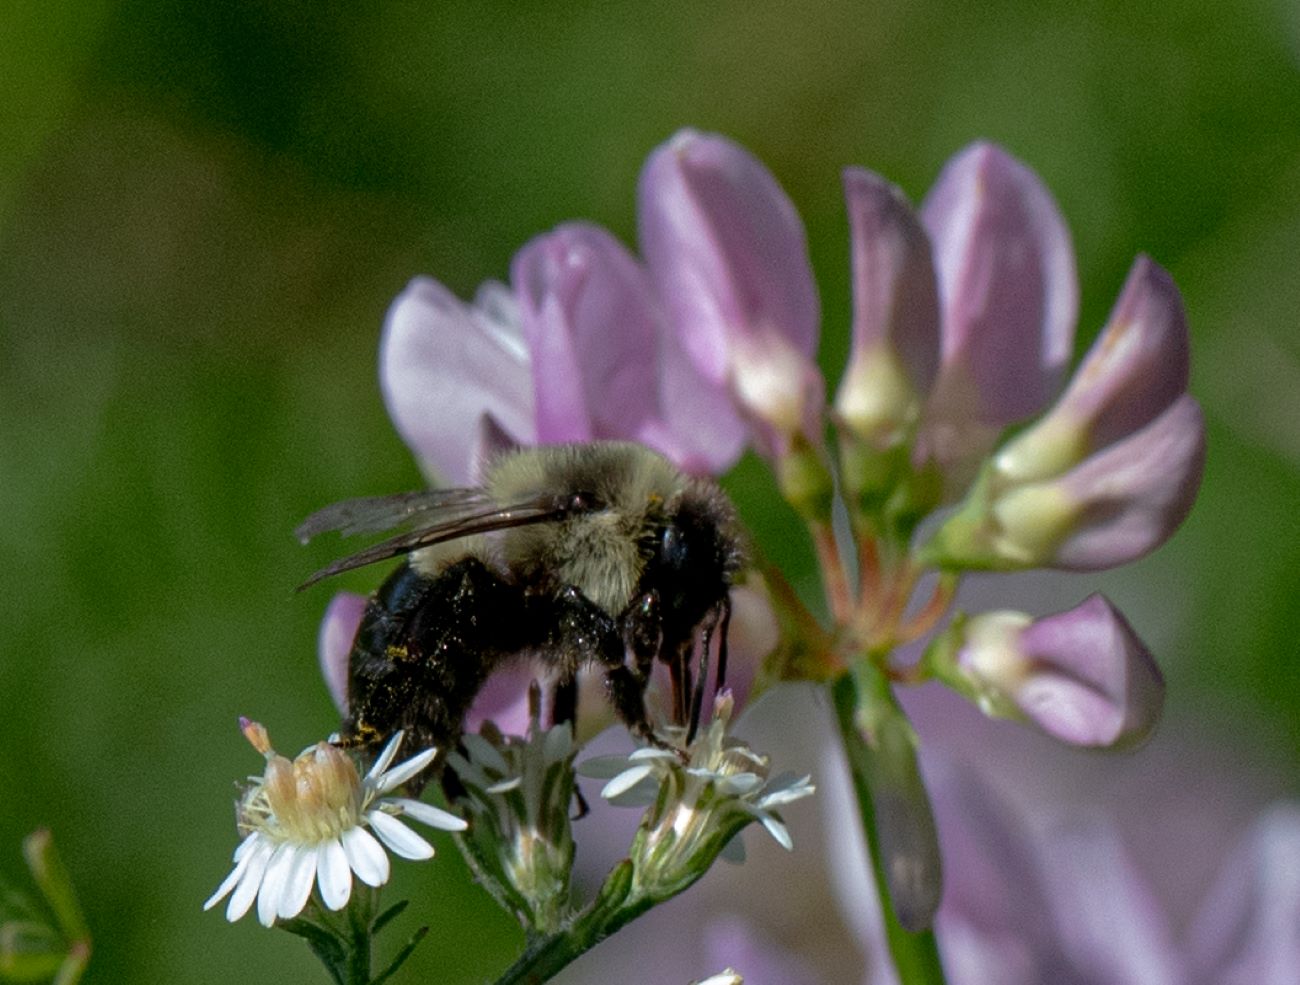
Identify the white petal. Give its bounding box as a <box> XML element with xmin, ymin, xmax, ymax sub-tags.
<box><xmin>204</xmin><ymin>835</ymin><xmax>259</xmax><ymax>910</ymax></box>
<box><xmin>374</xmin><ymin>747</ymin><xmax>438</xmax><ymax>794</ymax></box>
<box><xmin>232</xmin><ymin>832</ymin><xmax>261</xmax><ymax>863</ymax></box>
<box><xmin>226</xmin><ymin>837</ymin><xmax>274</xmax><ymax>922</ymax></box>
<box><xmin>759</xmin><ymin>812</ymin><xmax>794</xmax><ymax>851</ymax></box>
<box><xmin>317</xmin><ymin>839</ymin><xmax>352</xmax><ymax>911</ymax></box>
<box><xmin>759</xmin><ymin>776</ymin><xmax>816</xmax><ymax>808</ymax></box>
<box><xmin>258</xmin><ymin>842</ymin><xmax>297</xmax><ymax>927</ymax></box>
<box><xmin>601</xmin><ymin>763</ymin><xmax>655</xmax><ymax>800</ymax></box>
<box><xmin>486</xmin><ymin>777</ymin><xmax>522</xmax><ymax>794</ymax></box>
<box><xmin>365</xmin><ymin>731</ymin><xmax>406</xmax><ymax>783</ymax></box>
<box><xmin>277</xmin><ymin>845</ymin><xmax>318</xmax><ymax>919</ymax></box>
<box><xmin>386</xmin><ymin>798</ymin><xmax>468</xmax><ymax>831</ymax></box>
<box><xmin>368</xmin><ymin>811</ymin><xmax>435</xmax><ymax>860</ymax></box>
<box><xmin>342</xmin><ymin>826</ymin><xmax>391</xmax><ymax>887</ymax></box>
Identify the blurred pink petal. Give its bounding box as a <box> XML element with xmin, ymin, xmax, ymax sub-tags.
<box><xmin>921</xmin><ymin>142</ymin><xmax>1078</xmax><ymax>427</ymax></box>
<box><xmin>639</xmin><ymin>129</ymin><xmax>823</xmax><ymax>452</ymax></box>
<box><xmin>380</xmin><ymin>277</ymin><xmax>535</xmax><ymax>485</ymax></box>
<box><xmin>464</xmin><ymin>664</ymin><xmax>535</xmax><ymax>737</ymax></box>
<box><xmin>317</xmin><ymin>591</ymin><xmax>367</xmax><ymax>714</ymax></box>
<box><xmin>1038</xmin><ymin>817</ymin><xmax>1180</xmax><ymax>985</ymax></box>
<box><xmin>1186</xmin><ymin>805</ymin><xmax>1300</xmax><ymax>985</ymax></box>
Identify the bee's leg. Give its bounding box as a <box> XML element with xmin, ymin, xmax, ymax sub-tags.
<box><xmin>537</xmin><ymin>586</ymin><xmax>667</xmax><ymax>752</ymax></box>
<box><xmin>622</xmin><ymin>590</ymin><xmax>662</xmax><ymax>686</ymax></box>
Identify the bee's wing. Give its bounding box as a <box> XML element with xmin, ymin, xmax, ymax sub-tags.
<box><xmin>296</xmin><ymin>492</ymin><xmax>584</xmax><ymax>590</ymax></box>
<box><xmin>295</xmin><ymin>488</ymin><xmax>490</xmax><ymax>543</ymax></box>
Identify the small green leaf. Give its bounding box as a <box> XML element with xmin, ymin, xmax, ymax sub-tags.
<box><xmin>368</xmin><ymin>925</ymin><xmax>427</xmax><ymax>985</ymax></box>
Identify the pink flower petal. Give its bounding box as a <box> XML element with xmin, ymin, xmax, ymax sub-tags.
<box><xmin>1051</xmin><ymin>394</ymin><xmax>1205</xmax><ymax>570</ymax></box>
<box><xmin>922</xmin><ymin>142</ymin><xmax>1078</xmax><ymax>426</ymax></box>
<box><xmin>380</xmin><ymin>277</ymin><xmax>535</xmax><ymax>485</ymax></box>
<box><xmin>317</xmin><ymin>592</ymin><xmax>366</xmax><ymax>715</ymax></box>
<box><xmin>512</xmin><ymin>223</ymin><xmax>661</xmax><ymax>444</ymax></box>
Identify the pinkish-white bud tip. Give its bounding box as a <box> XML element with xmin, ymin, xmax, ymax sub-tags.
<box><xmin>952</xmin><ymin>595</ymin><xmax>1164</xmax><ymax>747</ymax></box>
<box><xmin>840</xmin><ymin>166</ymin><xmax>940</xmax><ymax>400</ymax></box>
<box><xmin>240</xmin><ymin>718</ymin><xmax>272</xmax><ymax>756</ymax></box>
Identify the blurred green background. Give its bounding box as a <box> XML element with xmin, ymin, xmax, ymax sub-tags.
<box><xmin>2</xmin><ymin>1</ymin><xmax>1298</xmax><ymax>982</ymax></box>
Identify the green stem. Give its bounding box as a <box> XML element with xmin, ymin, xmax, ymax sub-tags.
<box><xmin>491</xmin><ymin>860</ymin><xmax>639</xmax><ymax>985</ymax></box>
<box><xmin>345</xmin><ymin>891</ymin><xmax>373</xmax><ymax>985</ymax></box>
<box><xmin>831</xmin><ymin>672</ymin><xmax>948</xmax><ymax>985</ymax></box>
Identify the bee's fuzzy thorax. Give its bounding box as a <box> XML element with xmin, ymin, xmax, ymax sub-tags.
<box><xmin>487</xmin><ymin>442</ymin><xmax>696</xmax><ymax>614</ymax></box>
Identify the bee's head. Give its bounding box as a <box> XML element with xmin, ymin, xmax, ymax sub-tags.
<box><xmin>644</xmin><ymin>483</ymin><xmax>744</xmax><ymax>646</ymax></box>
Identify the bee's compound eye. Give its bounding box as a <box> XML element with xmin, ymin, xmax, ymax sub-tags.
<box><xmin>568</xmin><ymin>492</ymin><xmax>597</xmax><ymax>512</ymax></box>
<box><xmin>659</xmin><ymin>526</ymin><xmax>687</xmax><ymax>570</ymax></box>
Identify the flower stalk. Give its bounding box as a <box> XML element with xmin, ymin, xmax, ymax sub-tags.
<box><xmin>831</xmin><ymin>671</ymin><xmax>947</xmax><ymax>984</ymax></box>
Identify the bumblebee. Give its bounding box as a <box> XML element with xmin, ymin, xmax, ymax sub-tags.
<box><xmin>298</xmin><ymin>442</ymin><xmax>744</xmax><ymax>779</ymax></box>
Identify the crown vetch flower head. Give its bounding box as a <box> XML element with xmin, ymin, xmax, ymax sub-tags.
<box><xmin>204</xmin><ymin>722</ymin><xmax>465</xmax><ymax>927</ymax></box>
<box><xmin>639</xmin><ymin>129</ymin><xmax>824</xmax><ymax>458</ymax></box>
<box><xmin>928</xmin><ymin>594</ymin><xmax>1164</xmax><ymax>747</ymax></box>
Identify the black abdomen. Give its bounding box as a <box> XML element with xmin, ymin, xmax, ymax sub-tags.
<box><xmin>341</xmin><ymin>556</ymin><xmax>527</xmax><ymax>766</ymax></box>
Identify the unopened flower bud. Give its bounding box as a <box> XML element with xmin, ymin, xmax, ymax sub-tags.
<box><xmin>996</xmin><ymin>255</ymin><xmax>1190</xmax><ymax>484</ymax></box>
<box><xmin>931</xmin><ymin>595</ymin><xmax>1164</xmax><ymax>747</ymax></box>
<box><xmin>834</xmin><ymin>167</ymin><xmax>939</xmax><ymax>448</ymax></box>
<box><xmin>924</xmin><ymin>394</ymin><xmax>1205</xmax><ymax>571</ymax></box>
<box><xmin>639</xmin><ymin>129</ymin><xmax>824</xmax><ymax>457</ymax></box>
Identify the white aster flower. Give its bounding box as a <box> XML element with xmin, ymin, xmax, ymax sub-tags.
<box><xmin>446</xmin><ymin>693</ymin><xmax>578</xmax><ymax>933</ymax></box>
<box><xmin>204</xmin><ymin>720</ymin><xmax>467</xmax><ymax>927</ymax></box>
<box><xmin>580</xmin><ymin>691</ymin><xmax>815</xmax><ymax>885</ymax></box>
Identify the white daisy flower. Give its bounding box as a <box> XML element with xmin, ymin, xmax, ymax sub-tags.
<box><xmin>204</xmin><ymin>719</ymin><xmax>467</xmax><ymax>927</ymax></box>
<box><xmin>579</xmin><ymin>691</ymin><xmax>815</xmax><ymax>885</ymax></box>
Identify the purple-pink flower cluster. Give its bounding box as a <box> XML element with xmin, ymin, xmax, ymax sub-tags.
<box><xmin>332</xmin><ymin>128</ymin><xmax>1203</xmax><ymax>755</ymax></box>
